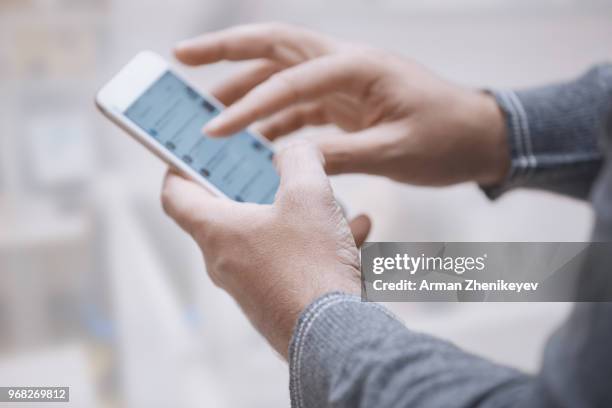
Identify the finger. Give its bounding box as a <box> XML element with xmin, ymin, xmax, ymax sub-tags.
<box><xmin>204</xmin><ymin>53</ymin><xmax>375</xmax><ymax>136</ymax></box>
<box><xmin>274</xmin><ymin>141</ymin><xmax>329</xmax><ymax>202</ymax></box>
<box><xmin>254</xmin><ymin>102</ymin><xmax>328</xmax><ymax>141</ymax></box>
<box><xmin>316</xmin><ymin>123</ymin><xmax>402</xmax><ymax>175</ymax></box>
<box><xmin>175</xmin><ymin>23</ymin><xmax>324</xmax><ymax>66</ymax></box>
<box><xmin>161</xmin><ymin>170</ymin><xmax>235</xmax><ymax>234</ymax></box>
<box><xmin>349</xmin><ymin>214</ymin><xmax>371</xmax><ymax>247</ymax></box>
<box><xmin>210</xmin><ymin>60</ymin><xmax>283</xmax><ymax>106</ymax></box>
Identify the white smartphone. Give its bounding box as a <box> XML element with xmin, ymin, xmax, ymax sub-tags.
<box><xmin>96</xmin><ymin>51</ymin><xmax>279</xmax><ymax>204</ymax></box>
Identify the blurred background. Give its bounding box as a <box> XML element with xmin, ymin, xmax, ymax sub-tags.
<box><xmin>0</xmin><ymin>0</ymin><xmax>611</xmax><ymax>407</ymax></box>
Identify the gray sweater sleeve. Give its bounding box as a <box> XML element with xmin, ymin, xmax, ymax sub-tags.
<box><xmin>288</xmin><ymin>293</ymin><xmax>612</xmax><ymax>408</ymax></box>
<box><xmin>288</xmin><ymin>293</ymin><xmax>532</xmax><ymax>408</ymax></box>
<box><xmin>484</xmin><ymin>64</ymin><xmax>612</xmax><ymax>199</ymax></box>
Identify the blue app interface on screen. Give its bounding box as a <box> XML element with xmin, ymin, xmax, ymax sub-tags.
<box><xmin>125</xmin><ymin>71</ymin><xmax>279</xmax><ymax>204</ymax></box>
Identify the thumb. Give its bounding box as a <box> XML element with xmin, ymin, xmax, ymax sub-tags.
<box><xmin>161</xmin><ymin>170</ymin><xmax>237</xmax><ymax>235</ymax></box>
<box><xmin>274</xmin><ymin>141</ymin><xmax>330</xmax><ymax>201</ymax></box>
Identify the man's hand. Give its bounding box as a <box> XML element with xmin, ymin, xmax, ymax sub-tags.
<box><xmin>175</xmin><ymin>22</ymin><xmax>510</xmax><ymax>187</ymax></box>
<box><xmin>161</xmin><ymin>142</ymin><xmax>370</xmax><ymax>358</ymax></box>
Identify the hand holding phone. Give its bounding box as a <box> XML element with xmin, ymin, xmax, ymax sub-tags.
<box><xmin>97</xmin><ymin>50</ymin><xmax>372</xmax><ymax>359</ymax></box>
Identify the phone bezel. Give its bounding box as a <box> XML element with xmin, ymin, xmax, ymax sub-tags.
<box><xmin>95</xmin><ymin>50</ymin><xmax>276</xmax><ymax>201</ymax></box>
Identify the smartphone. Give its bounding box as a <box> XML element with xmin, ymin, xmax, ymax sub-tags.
<box><xmin>96</xmin><ymin>51</ymin><xmax>279</xmax><ymax>204</ymax></box>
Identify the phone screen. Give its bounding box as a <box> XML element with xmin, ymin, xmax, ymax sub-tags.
<box><xmin>124</xmin><ymin>71</ymin><xmax>279</xmax><ymax>204</ymax></box>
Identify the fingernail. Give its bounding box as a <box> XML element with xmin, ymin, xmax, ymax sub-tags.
<box><xmin>175</xmin><ymin>39</ymin><xmax>192</xmax><ymax>50</ymax></box>
<box><xmin>203</xmin><ymin>117</ymin><xmax>223</xmax><ymax>134</ymax></box>
<box><xmin>174</xmin><ymin>39</ymin><xmax>191</xmax><ymax>48</ymax></box>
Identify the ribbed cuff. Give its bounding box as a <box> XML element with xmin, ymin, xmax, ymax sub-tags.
<box><xmin>288</xmin><ymin>292</ymin><xmax>401</xmax><ymax>408</ymax></box>
<box><xmin>481</xmin><ymin>89</ymin><xmax>535</xmax><ymax>199</ymax></box>
<box><xmin>482</xmin><ymin>65</ymin><xmax>611</xmax><ymax>200</ymax></box>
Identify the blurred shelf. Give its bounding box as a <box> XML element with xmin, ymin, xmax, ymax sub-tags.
<box><xmin>0</xmin><ymin>196</ymin><xmax>92</xmax><ymax>249</ymax></box>
<box><xmin>0</xmin><ymin>0</ymin><xmax>109</xmax><ymax>22</ymax></box>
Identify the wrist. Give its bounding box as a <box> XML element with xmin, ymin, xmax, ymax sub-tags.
<box><xmin>465</xmin><ymin>90</ymin><xmax>510</xmax><ymax>186</ymax></box>
<box><xmin>266</xmin><ymin>265</ymin><xmax>361</xmax><ymax>359</ymax></box>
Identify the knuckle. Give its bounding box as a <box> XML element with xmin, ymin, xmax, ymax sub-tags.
<box><xmin>353</xmin><ymin>46</ymin><xmax>386</xmax><ymax>62</ymax></box>
<box><xmin>208</xmin><ymin>271</ymin><xmax>223</xmax><ymax>288</ymax></box>
<box><xmin>266</xmin><ymin>21</ymin><xmax>293</xmax><ymax>35</ymax></box>
<box><xmin>285</xmin><ymin>138</ymin><xmax>316</xmax><ymax>153</ymax></box>
<box><xmin>268</xmin><ymin>71</ymin><xmax>286</xmax><ymax>84</ymax></box>
<box><xmin>283</xmin><ymin>178</ymin><xmax>327</xmax><ymax>203</ymax></box>
<box><xmin>258</xmin><ymin>22</ymin><xmax>294</xmax><ymax>60</ymax></box>
<box><xmin>160</xmin><ymin>184</ymin><xmax>175</xmax><ymax>216</ymax></box>
<box><xmin>340</xmin><ymin>47</ymin><xmax>369</xmax><ymax>63</ymax></box>
<box><xmin>269</xmin><ymin>71</ymin><xmax>296</xmax><ymax>95</ymax></box>
<box><xmin>206</xmin><ymin>253</ymin><xmax>234</xmax><ymax>287</ymax></box>
<box><xmin>160</xmin><ymin>195</ymin><xmax>172</xmax><ymax>217</ymax></box>
<box><xmin>211</xmin><ymin>254</ymin><xmax>233</xmax><ymax>275</ymax></box>
<box><xmin>341</xmin><ymin>47</ymin><xmax>388</xmax><ymax>75</ymax></box>
<box><xmin>277</xmin><ymin>140</ymin><xmax>315</xmax><ymax>162</ymax></box>
<box><xmin>191</xmin><ymin>216</ymin><xmax>216</xmax><ymax>242</ymax></box>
